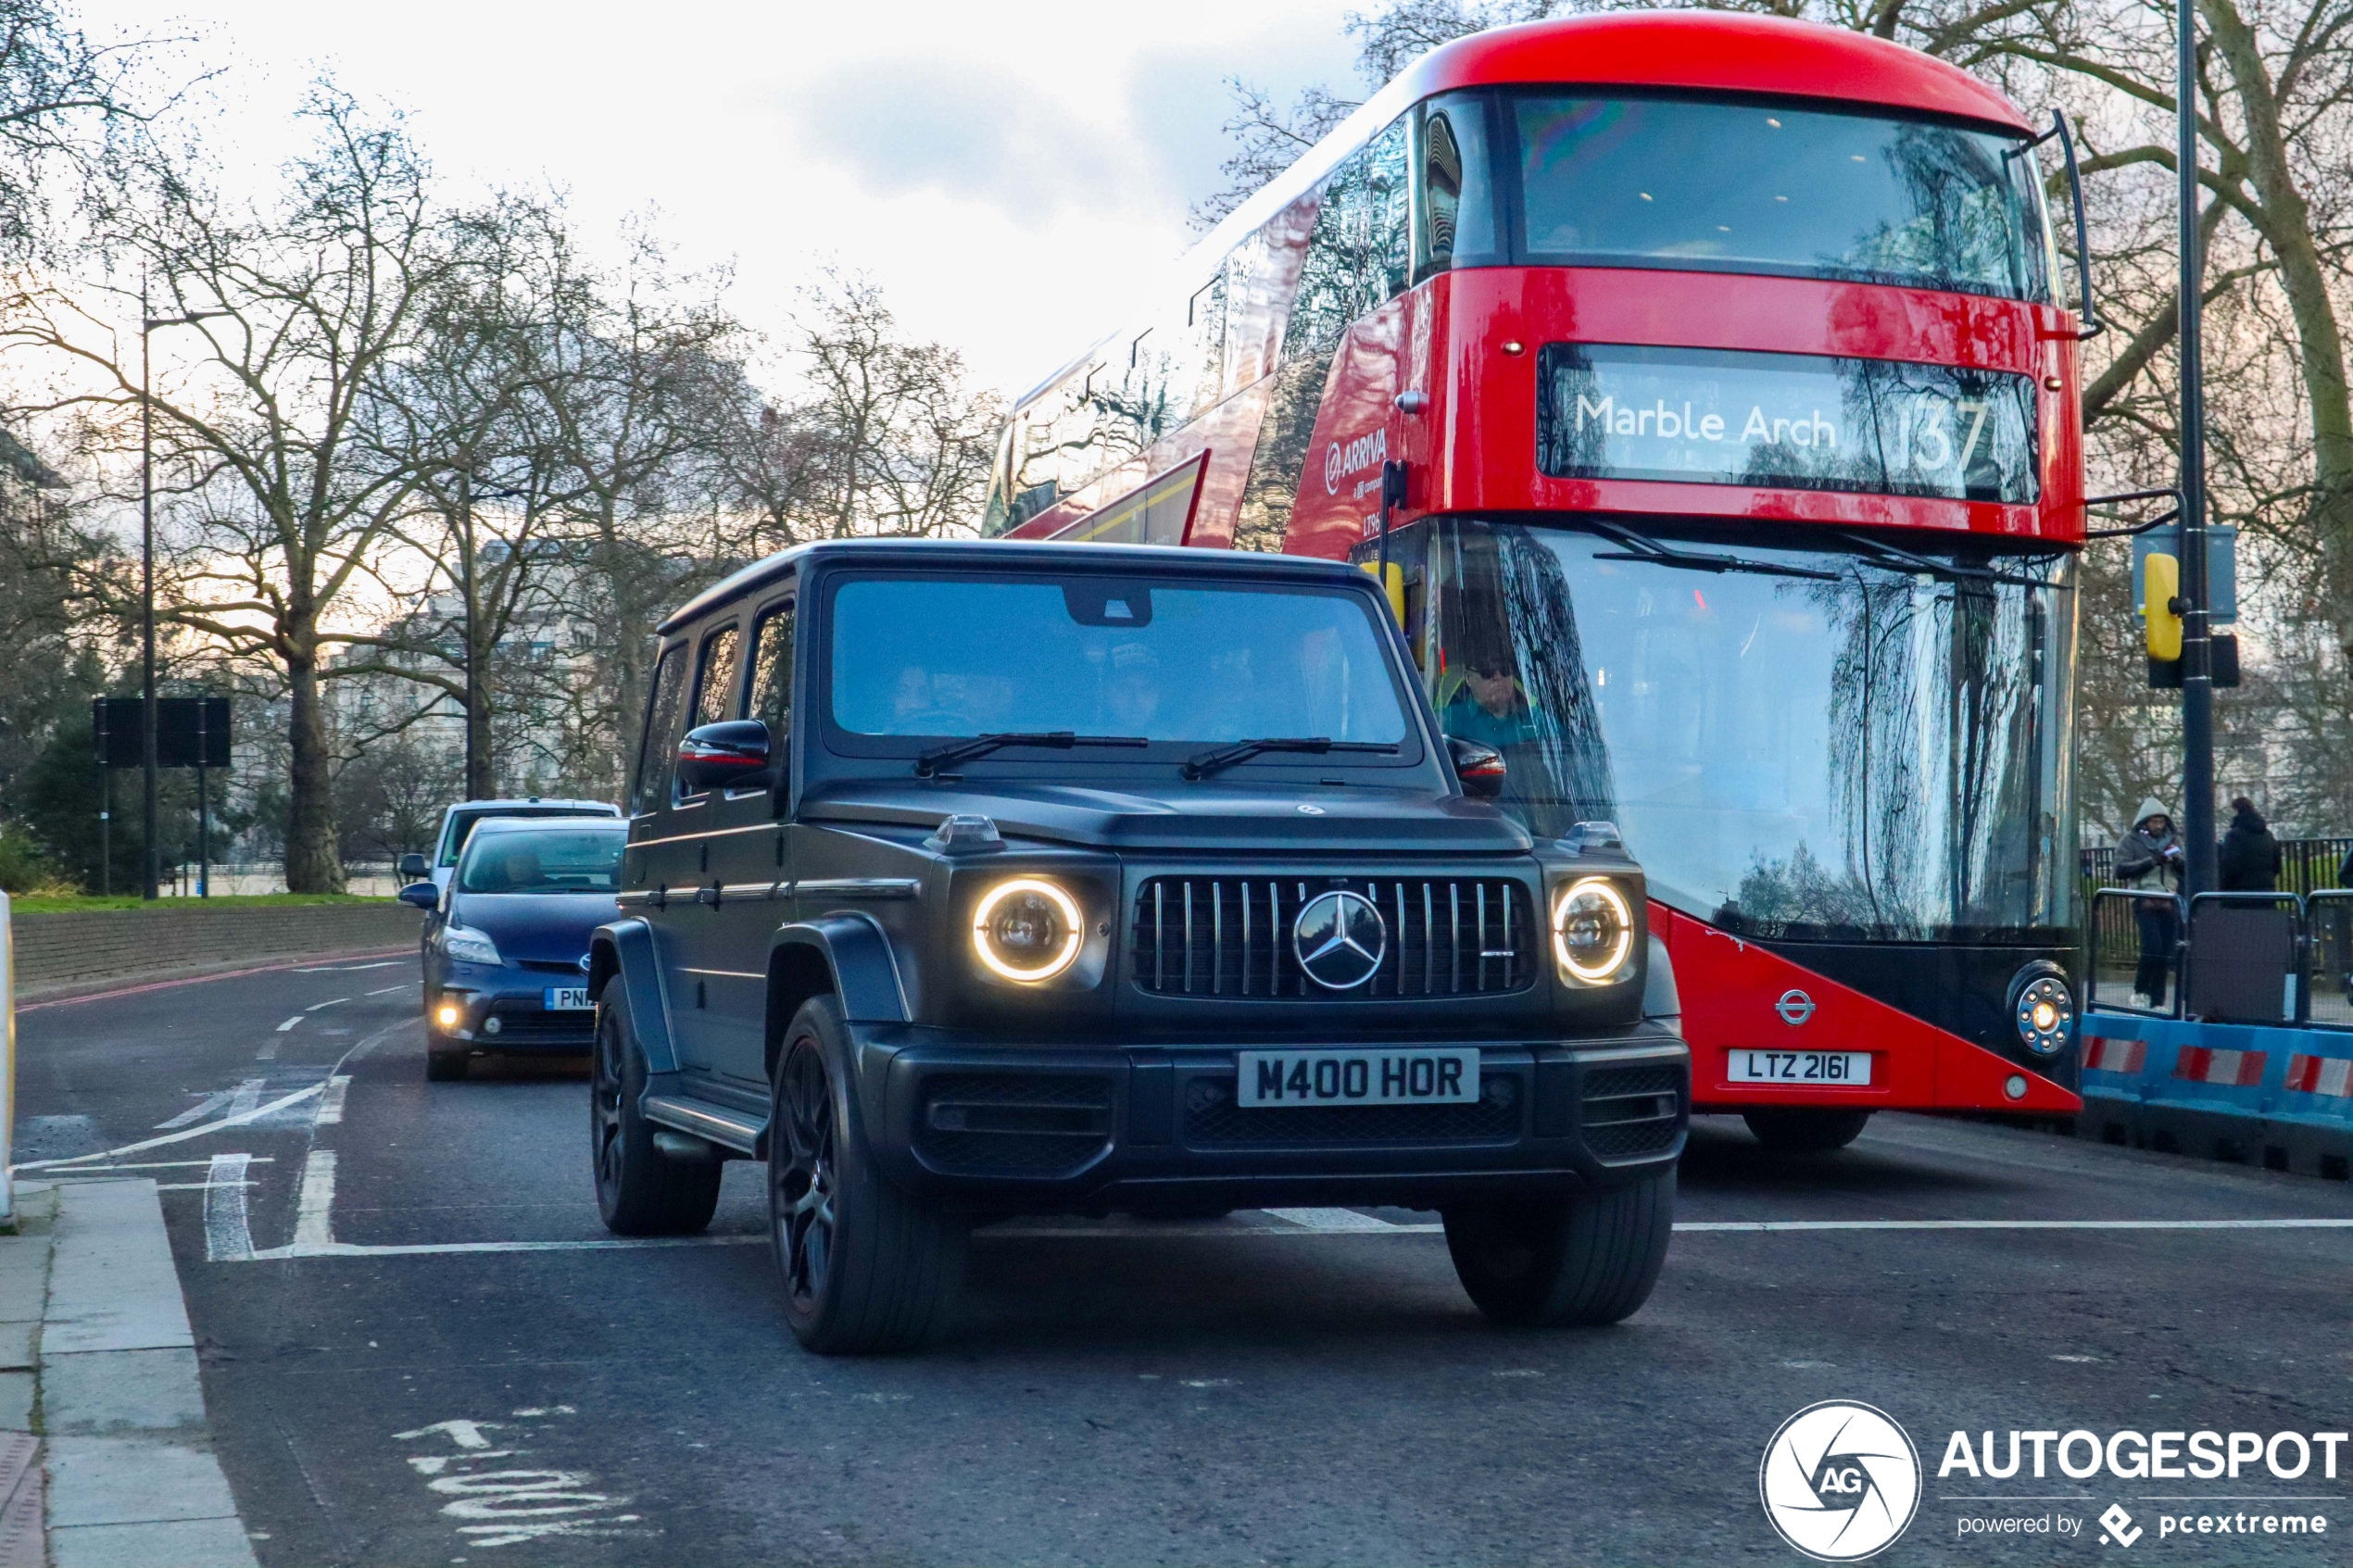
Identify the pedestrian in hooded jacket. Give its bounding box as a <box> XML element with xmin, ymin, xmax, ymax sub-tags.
<box><xmin>2217</xmin><ymin>797</ymin><xmax>2281</xmax><ymax>891</ymax></box>
<box><xmin>2114</xmin><ymin>797</ymin><xmax>2183</xmax><ymax>1007</ymax></box>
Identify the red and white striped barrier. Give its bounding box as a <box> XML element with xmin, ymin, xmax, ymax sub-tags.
<box><xmin>2284</xmin><ymin>1054</ymin><xmax>2353</xmax><ymax>1099</ymax></box>
<box><xmin>2083</xmin><ymin>1037</ymin><xmax>2146</xmax><ymax>1074</ymax></box>
<box><xmin>2171</xmin><ymin>1047</ymin><xmax>2267</xmax><ymax>1087</ymax></box>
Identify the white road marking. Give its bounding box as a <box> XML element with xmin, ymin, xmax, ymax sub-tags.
<box><xmin>40</xmin><ymin>1158</ymin><xmax>272</xmax><ymax>1173</ymax></box>
<box><xmin>1674</xmin><ymin>1218</ymin><xmax>2353</xmax><ymax>1232</ymax></box>
<box><xmin>396</xmin><ymin>1418</ymin><xmax>644</xmax><ymax>1549</ymax></box>
<box><xmin>397</xmin><ymin>1421</ymin><xmax>499</xmax><ymax>1449</ymax></box>
<box><xmin>155</xmin><ymin>1090</ymin><xmax>235</xmax><ymax>1130</ymax></box>
<box><xmin>294</xmin><ymin>960</ymin><xmax>401</xmax><ymax>972</ymax></box>
<box><xmin>223</xmin><ymin>1079</ymin><xmax>264</xmax><ymax>1119</ymax></box>
<box><xmin>233</xmin><ymin>1235</ymin><xmax>771</xmax><ymax>1261</ymax></box>
<box><xmin>1263</xmin><ymin>1206</ymin><xmax>1400</xmax><ymax>1232</ymax></box>
<box><xmin>292</xmin><ymin>1149</ymin><xmax>337</xmax><ymax>1250</ymax></box>
<box><xmin>316</xmin><ymin>1075</ymin><xmax>353</xmax><ymax>1126</ymax></box>
<box><xmin>257</xmin><ymin>1035</ymin><xmax>281</xmax><ymax>1060</ymax></box>
<box><xmin>157</xmin><ymin>1180</ymin><xmax>257</xmax><ymax>1191</ymax></box>
<box><xmin>307</xmin><ymin>997</ymin><xmax>349</xmax><ymax>1011</ymax></box>
<box><xmin>205</xmin><ymin>1153</ymin><xmax>256</xmax><ymax>1261</ymax></box>
<box><xmin>367</xmin><ymin>984</ymin><xmax>411</xmax><ymax>997</ymax></box>
<box><xmin>274</xmin><ymin>1016</ymin><xmax>303</xmax><ymax>1032</ymax></box>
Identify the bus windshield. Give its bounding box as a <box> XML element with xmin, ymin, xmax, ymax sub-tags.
<box><xmin>1425</xmin><ymin>519</ymin><xmax>2075</xmax><ymax>943</ymax></box>
<box><xmin>1511</xmin><ymin>94</ymin><xmax>2052</xmax><ymax>301</ymax></box>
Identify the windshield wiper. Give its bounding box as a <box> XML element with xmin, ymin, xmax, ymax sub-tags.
<box><xmin>912</xmin><ymin>731</ymin><xmax>1147</xmax><ymax>778</ymax></box>
<box><xmin>1829</xmin><ymin>530</ymin><xmax>2057</xmax><ymax>590</ymax></box>
<box><xmin>1588</xmin><ymin>522</ymin><xmax>1843</xmax><ymax>583</ymax></box>
<box><xmin>1180</xmin><ymin>736</ymin><xmax>1401</xmax><ymax>781</ymax></box>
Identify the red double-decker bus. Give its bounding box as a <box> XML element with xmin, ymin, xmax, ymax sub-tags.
<box><xmin>983</xmin><ymin>12</ymin><xmax>2085</xmax><ymax>1147</ymax></box>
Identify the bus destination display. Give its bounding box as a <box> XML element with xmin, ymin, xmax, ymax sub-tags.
<box><xmin>1536</xmin><ymin>343</ymin><xmax>2038</xmax><ymax>504</ymax></box>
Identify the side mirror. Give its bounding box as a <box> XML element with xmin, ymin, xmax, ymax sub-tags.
<box><xmin>397</xmin><ymin>882</ymin><xmax>439</xmax><ymax>909</ymax></box>
<box><xmin>1446</xmin><ymin>735</ymin><xmax>1505</xmax><ymax>799</ymax></box>
<box><xmin>677</xmin><ymin>719</ymin><xmax>772</xmax><ymax>792</ymax></box>
<box><xmin>398</xmin><ymin>852</ymin><xmax>430</xmax><ymax>880</ymax></box>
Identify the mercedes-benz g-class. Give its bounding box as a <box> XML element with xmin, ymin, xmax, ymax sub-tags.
<box><xmin>588</xmin><ymin>539</ymin><xmax>1687</xmax><ymax>1352</ymax></box>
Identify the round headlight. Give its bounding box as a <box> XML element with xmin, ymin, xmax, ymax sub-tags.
<box><xmin>1552</xmin><ymin>877</ymin><xmax>1633</xmax><ymax>985</ymax></box>
<box><xmin>972</xmin><ymin>878</ymin><xmax>1084</xmax><ymax>983</ymax></box>
<box><xmin>2012</xmin><ymin>969</ymin><xmax>2073</xmax><ymax>1058</ymax></box>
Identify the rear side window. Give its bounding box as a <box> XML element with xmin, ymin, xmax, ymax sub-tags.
<box><xmin>691</xmin><ymin>623</ymin><xmax>742</xmax><ymax>727</ymax></box>
<box><xmin>632</xmin><ymin>645</ymin><xmax>690</xmax><ymax>815</ymax></box>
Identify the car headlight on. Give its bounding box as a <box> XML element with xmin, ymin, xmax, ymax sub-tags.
<box><xmin>1552</xmin><ymin>877</ymin><xmax>1634</xmax><ymax>985</ymax></box>
<box><xmin>971</xmin><ymin>877</ymin><xmax>1084</xmax><ymax>983</ymax></box>
<box><xmin>2012</xmin><ymin>968</ymin><xmax>2074</xmax><ymax>1058</ymax></box>
<box><xmin>441</xmin><ymin>924</ymin><xmax>502</xmax><ymax>967</ymax></box>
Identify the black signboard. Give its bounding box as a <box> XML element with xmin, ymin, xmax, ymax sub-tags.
<box><xmin>92</xmin><ymin>696</ymin><xmax>232</xmax><ymax>769</ymax></box>
<box><xmin>1536</xmin><ymin>343</ymin><xmax>2040</xmax><ymax>504</ymax></box>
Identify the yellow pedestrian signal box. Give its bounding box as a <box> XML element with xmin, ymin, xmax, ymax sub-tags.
<box><xmin>2143</xmin><ymin>551</ymin><xmax>2183</xmax><ymax>660</ymax></box>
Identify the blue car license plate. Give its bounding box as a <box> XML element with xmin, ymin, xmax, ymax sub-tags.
<box><xmin>544</xmin><ymin>986</ymin><xmax>591</xmax><ymax>1011</ymax></box>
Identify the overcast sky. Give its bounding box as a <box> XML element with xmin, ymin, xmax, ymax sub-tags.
<box><xmin>79</xmin><ymin>0</ymin><xmax>1362</xmax><ymax>399</ymax></box>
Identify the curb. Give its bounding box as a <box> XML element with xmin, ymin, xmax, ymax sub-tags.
<box><xmin>21</xmin><ymin>1178</ymin><xmax>259</xmax><ymax>1568</ymax></box>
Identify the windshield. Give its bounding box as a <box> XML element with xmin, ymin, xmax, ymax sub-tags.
<box><xmin>825</xmin><ymin>574</ymin><xmax>1409</xmax><ymax>750</ymax></box>
<box><xmin>1512</xmin><ymin>94</ymin><xmax>2051</xmax><ymax>301</ymax></box>
<box><xmin>457</xmin><ymin>830</ymin><xmax>625</xmax><ymax>894</ymax></box>
<box><xmin>1423</xmin><ymin>519</ymin><xmax>2075</xmax><ymax>943</ymax></box>
<box><xmin>438</xmin><ymin>807</ymin><xmax>615</xmax><ymax>867</ymax></box>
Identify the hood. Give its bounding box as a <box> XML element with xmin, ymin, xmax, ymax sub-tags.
<box><xmin>798</xmin><ymin>778</ymin><xmax>1536</xmax><ymax>855</ymax></box>
<box><xmin>449</xmin><ymin>892</ymin><xmax>619</xmax><ymax>964</ymax></box>
<box><xmin>2132</xmin><ymin>797</ymin><xmax>2174</xmax><ymax>833</ymax></box>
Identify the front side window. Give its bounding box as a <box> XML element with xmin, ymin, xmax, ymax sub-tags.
<box><xmin>1425</xmin><ymin>518</ymin><xmax>2076</xmax><ymax>943</ymax></box>
<box><xmin>458</xmin><ymin>829</ymin><xmax>625</xmax><ymax>894</ymax></box>
<box><xmin>826</xmin><ymin>575</ymin><xmax>1410</xmax><ymax>750</ymax></box>
<box><xmin>1511</xmin><ymin>94</ymin><xmax>2052</xmax><ymax>301</ymax></box>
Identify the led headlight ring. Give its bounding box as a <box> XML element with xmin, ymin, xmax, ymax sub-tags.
<box><xmin>971</xmin><ymin>877</ymin><xmax>1085</xmax><ymax>983</ymax></box>
<box><xmin>1552</xmin><ymin>877</ymin><xmax>1634</xmax><ymax>984</ymax></box>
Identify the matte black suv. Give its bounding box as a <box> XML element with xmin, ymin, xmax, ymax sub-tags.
<box><xmin>587</xmin><ymin>539</ymin><xmax>1688</xmax><ymax>1353</ymax></box>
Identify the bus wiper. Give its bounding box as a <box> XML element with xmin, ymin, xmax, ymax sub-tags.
<box><xmin>913</xmin><ymin>732</ymin><xmax>1147</xmax><ymax>778</ymax></box>
<box><xmin>1588</xmin><ymin>522</ymin><xmax>1843</xmax><ymax>583</ymax></box>
<box><xmin>1181</xmin><ymin>736</ymin><xmax>1401</xmax><ymax>781</ymax></box>
<box><xmin>1829</xmin><ymin>531</ymin><xmax>2055</xmax><ymax>589</ymax></box>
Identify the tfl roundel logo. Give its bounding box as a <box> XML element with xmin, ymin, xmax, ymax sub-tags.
<box><xmin>1758</xmin><ymin>1401</ymin><xmax>1921</xmax><ymax>1561</ymax></box>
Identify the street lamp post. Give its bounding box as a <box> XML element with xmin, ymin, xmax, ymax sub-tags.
<box><xmin>139</xmin><ymin>300</ymin><xmax>229</xmax><ymax>900</ymax></box>
<box><xmin>2176</xmin><ymin>0</ymin><xmax>2217</xmax><ymax>895</ymax></box>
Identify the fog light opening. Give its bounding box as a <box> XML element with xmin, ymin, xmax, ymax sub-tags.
<box><xmin>2004</xmin><ymin>1073</ymin><xmax>2029</xmax><ymax>1101</ymax></box>
<box><xmin>482</xmin><ymin>1014</ymin><xmax>502</xmax><ymax>1036</ymax></box>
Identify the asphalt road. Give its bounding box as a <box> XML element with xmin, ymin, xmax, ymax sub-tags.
<box><xmin>15</xmin><ymin>958</ymin><xmax>2353</xmax><ymax>1566</ymax></box>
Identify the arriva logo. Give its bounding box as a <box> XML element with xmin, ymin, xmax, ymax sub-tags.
<box><xmin>1760</xmin><ymin>1401</ymin><xmax>1922</xmax><ymax>1562</ymax></box>
<box><xmin>1324</xmin><ymin>427</ymin><xmax>1387</xmax><ymax>495</ymax></box>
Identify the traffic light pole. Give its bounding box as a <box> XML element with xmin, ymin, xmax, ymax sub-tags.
<box><xmin>2177</xmin><ymin>0</ymin><xmax>2217</xmax><ymax>897</ymax></box>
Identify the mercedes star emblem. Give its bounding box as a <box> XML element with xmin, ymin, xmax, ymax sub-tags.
<box><xmin>1293</xmin><ymin>889</ymin><xmax>1388</xmax><ymax>990</ymax></box>
<box><xmin>1775</xmin><ymin>988</ymin><xmax>1817</xmax><ymax>1026</ymax></box>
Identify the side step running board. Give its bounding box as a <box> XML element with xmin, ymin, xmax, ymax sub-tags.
<box><xmin>642</xmin><ymin>1095</ymin><xmax>764</xmax><ymax>1156</ymax></box>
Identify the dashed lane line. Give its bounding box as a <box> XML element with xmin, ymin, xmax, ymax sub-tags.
<box><xmin>273</xmin><ymin>1016</ymin><xmax>303</xmax><ymax>1032</ymax></box>
<box><xmin>366</xmin><ymin>984</ymin><xmax>411</xmax><ymax>997</ymax></box>
<box><xmin>205</xmin><ymin>1154</ymin><xmax>256</xmax><ymax>1261</ymax></box>
<box><xmin>307</xmin><ymin>997</ymin><xmax>349</xmax><ymax>1011</ymax></box>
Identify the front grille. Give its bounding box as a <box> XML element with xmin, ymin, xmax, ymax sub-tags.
<box><xmin>1182</xmin><ymin>1072</ymin><xmax>1522</xmax><ymax>1146</ymax></box>
<box><xmin>1133</xmin><ymin>877</ymin><xmax>1533</xmax><ymax>998</ymax></box>
<box><xmin>1580</xmin><ymin>1063</ymin><xmax>1683</xmax><ymax>1160</ymax></box>
<box><xmin>912</xmin><ymin>1073</ymin><xmax>1113</xmax><ymax>1177</ymax></box>
<box><xmin>517</xmin><ymin>958</ymin><xmax>585</xmax><ymax>974</ymax></box>
<box><xmin>482</xmin><ymin>999</ymin><xmax>594</xmax><ymax>1044</ymax></box>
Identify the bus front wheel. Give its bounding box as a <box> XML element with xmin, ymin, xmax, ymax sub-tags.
<box><xmin>1743</xmin><ymin>1108</ymin><xmax>1871</xmax><ymax>1153</ymax></box>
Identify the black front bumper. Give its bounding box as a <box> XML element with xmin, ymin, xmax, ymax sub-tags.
<box><xmin>851</xmin><ymin>1023</ymin><xmax>1689</xmax><ymax>1212</ymax></box>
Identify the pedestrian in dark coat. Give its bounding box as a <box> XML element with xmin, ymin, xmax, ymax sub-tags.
<box><xmin>2115</xmin><ymin>797</ymin><xmax>2183</xmax><ymax>1007</ymax></box>
<box><xmin>2217</xmin><ymin>797</ymin><xmax>2281</xmax><ymax>892</ymax></box>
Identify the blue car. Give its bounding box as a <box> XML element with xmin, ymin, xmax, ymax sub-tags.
<box><xmin>405</xmin><ymin>817</ymin><xmax>628</xmax><ymax>1081</ymax></box>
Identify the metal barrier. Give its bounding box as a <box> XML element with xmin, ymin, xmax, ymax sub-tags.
<box><xmin>2307</xmin><ymin>891</ymin><xmax>2353</xmax><ymax>1029</ymax></box>
<box><xmin>2186</xmin><ymin>892</ymin><xmax>2300</xmax><ymax>1024</ymax></box>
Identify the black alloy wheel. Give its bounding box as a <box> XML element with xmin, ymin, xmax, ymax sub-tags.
<box><xmin>588</xmin><ymin>975</ymin><xmax>721</xmax><ymax>1236</ymax></box>
<box><xmin>773</xmin><ymin>1041</ymin><xmax>837</xmax><ymax>1312</ymax></box>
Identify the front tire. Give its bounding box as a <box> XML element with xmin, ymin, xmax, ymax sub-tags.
<box><xmin>1743</xmin><ymin>1108</ymin><xmax>1871</xmax><ymax>1153</ymax></box>
<box><xmin>424</xmin><ymin>1040</ymin><xmax>468</xmax><ymax>1083</ymax></box>
<box><xmin>590</xmin><ymin>976</ymin><xmax>721</xmax><ymax>1236</ymax></box>
<box><xmin>770</xmin><ymin>996</ymin><xmax>964</xmax><ymax>1354</ymax></box>
<box><xmin>1442</xmin><ymin>1171</ymin><xmax>1675</xmax><ymax>1327</ymax></box>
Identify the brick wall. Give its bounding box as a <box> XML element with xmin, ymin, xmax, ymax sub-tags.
<box><xmin>7</xmin><ymin>904</ymin><xmax>422</xmax><ymax>991</ymax></box>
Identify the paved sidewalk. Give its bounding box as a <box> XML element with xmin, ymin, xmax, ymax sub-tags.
<box><xmin>3</xmin><ymin>1177</ymin><xmax>258</xmax><ymax>1568</ymax></box>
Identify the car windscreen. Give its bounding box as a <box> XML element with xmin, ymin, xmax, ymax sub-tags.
<box><xmin>457</xmin><ymin>830</ymin><xmax>625</xmax><ymax>894</ymax></box>
<box><xmin>438</xmin><ymin>807</ymin><xmax>615</xmax><ymax>867</ymax></box>
<box><xmin>1511</xmin><ymin>94</ymin><xmax>2052</xmax><ymax>301</ymax></box>
<box><xmin>825</xmin><ymin>574</ymin><xmax>1410</xmax><ymax>747</ymax></box>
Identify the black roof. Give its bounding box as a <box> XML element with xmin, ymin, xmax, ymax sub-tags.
<box><xmin>655</xmin><ymin>538</ymin><xmax>1373</xmax><ymax>636</ymax></box>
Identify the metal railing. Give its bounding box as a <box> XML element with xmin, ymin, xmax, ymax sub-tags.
<box><xmin>2082</xmin><ymin>836</ymin><xmax>2353</xmax><ymax>897</ymax></box>
<box><xmin>2088</xmin><ymin>884</ymin><xmax>2353</xmax><ymax>1029</ymax></box>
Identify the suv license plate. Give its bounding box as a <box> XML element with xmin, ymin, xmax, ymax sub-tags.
<box><xmin>1727</xmin><ymin>1049</ymin><xmax>1871</xmax><ymax>1085</ymax></box>
<box><xmin>1236</xmin><ymin>1048</ymin><xmax>1479</xmax><ymax>1107</ymax></box>
<box><xmin>544</xmin><ymin>986</ymin><xmax>591</xmax><ymax>1011</ymax></box>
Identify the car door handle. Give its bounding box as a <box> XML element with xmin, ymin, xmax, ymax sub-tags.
<box><xmin>697</xmin><ymin>884</ymin><xmax>722</xmax><ymax>907</ymax></box>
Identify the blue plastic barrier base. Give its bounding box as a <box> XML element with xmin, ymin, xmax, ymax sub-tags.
<box><xmin>2080</xmin><ymin>1011</ymin><xmax>2353</xmax><ymax>1182</ymax></box>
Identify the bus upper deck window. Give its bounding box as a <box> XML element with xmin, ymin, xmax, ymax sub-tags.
<box><xmin>1417</xmin><ymin>94</ymin><xmax>1497</xmax><ymax>280</ymax></box>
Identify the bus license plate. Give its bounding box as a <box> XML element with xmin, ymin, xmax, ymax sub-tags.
<box><xmin>544</xmin><ymin>987</ymin><xmax>591</xmax><ymax>1011</ymax></box>
<box><xmin>1728</xmin><ymin>1049</ymin><xmax>1871</xmax><ymax>1085</ymax></box>
<box><xmin>1236</xmin><ymin>1048</ymin><xmax>1479</xmax><ymax>1107</ymax></box>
